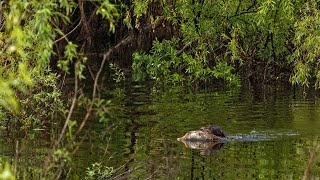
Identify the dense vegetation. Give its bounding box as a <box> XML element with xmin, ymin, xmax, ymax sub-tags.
<box><xmin>0</xmin><ymin>0</ymin><xmax>319</xmax><ymax>178</ymax></box>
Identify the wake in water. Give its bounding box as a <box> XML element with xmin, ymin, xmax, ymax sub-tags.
<box><xmin>177</xmin><ymin>125</ymin><xmax>299</xmax><ymax>155</ymax></box>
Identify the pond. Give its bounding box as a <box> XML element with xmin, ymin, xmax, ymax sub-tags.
<box><xmin>1</xmin><ymin>82</ymin><xmax>320</xmax><ymax>179</ymax></box>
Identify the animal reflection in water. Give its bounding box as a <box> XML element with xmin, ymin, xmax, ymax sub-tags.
<box><xmin>177</xmin><ymin>125</ymin><xmax>226</xmax><ymax>155</ymax></box>
<box><xmin>177</xmin><ymin>125</ymin><xmax>271</xmax><ymax>155</ymax></box>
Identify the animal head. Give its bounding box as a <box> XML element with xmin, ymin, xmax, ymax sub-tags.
<box><xmin>201</xmin><ymin>125</ymin><xmax>226</xmax><ymax>137</ymax></box>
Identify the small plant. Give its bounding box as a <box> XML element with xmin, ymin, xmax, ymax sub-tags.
<box><xmin>109</xmin><ymin>63</ymin><xmax>125</xmax><ymax>83</ymax></box>
<box><xmin>0</xmin><ymin>73</ymin><xmax>65</xmax><ymax>135</ymax></box>
<box><xmin>85</xmin><ymin>162</ymin><xmax>113</xmax><ymax>180</ymax></box>
<box><xmin>53</xmin><ymin>149</ymin><xmax>71</xmax><ymax>168</ymax></box>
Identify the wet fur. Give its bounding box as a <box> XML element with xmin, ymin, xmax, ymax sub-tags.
<box><xmin>201</xmin><ymin>125</ymin><xmax>226</xmax><ymax>137</ymax></box>
<box><xmin>178</xmin><ymin>125</ymin><xmax>226</xmax><ymax>142</ymax></box>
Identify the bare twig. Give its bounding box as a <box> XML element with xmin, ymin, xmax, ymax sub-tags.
<box><xmin>78</xmin><ymin>0</ymin><xmax>92</xmax><ymax>46</ymax></box>
<box><xmin>112</xmin><ymin>165</ymin><xmax>144</xmax><ymax>180</ymax></box>
<box><xmin>111</xmin><ymin>145</ymin><xmax>145</xmax><ymax>176</ymax></box>
<box><xmin>235</xmin><ymin>0</ymin><xmax>243</xmax><ymax>16</ymax></box>
<box><xmin>75</xmin><ymin>14</ymin><xmax>167</xmax><ymax>135</ymax></box>
<box><xmin>0</xmin><ymin>1</ymin><xmax>3</xmax><ymax>27</ymax></box>
<box><xmin>176</xmin><ymin>43</ymin><xmax>190</xmax><ymax>56</ymax></box>
<box><xmin>302</xmin><ymin>141</ymin><xmax>320</xmax><ymax>180</ymax></box>
<box><xmin>57</xmin><ymin>69</ymin><xmax>78</xmax><ymax>146</ymax></box>
<box><xmin>43</xmin><ymin>64</ymin><xmax>79</xmax><ymax>177</ymax></box>
<box><xmin>54</xmin><ymin>19</ymin><xmax>82</xmax><ymax>44</ymax></box>
<box><xmin>14</xmin><ymin>140</ymin><xmax>19</xmax><ymax>177</ymax></box>
<box><xmin>75</xmin><ymin>35</ymin><xmax>134</xmax><ymax>135</ymax></box>
<box><xmin>145</xmin><ymin>166</ymin><xmax>161</xmax><ymax>180</ymax></box>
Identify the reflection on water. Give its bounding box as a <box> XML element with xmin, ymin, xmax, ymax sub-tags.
<box><xmin>106</xmin><ymin>83</ymin><xmax>320</xmax><ymax>179</ymax></box>
<box><xmin>1</xmin><ymin>82</ymin><xmax>320</xmax><ymax>179</ymax></box>
<box><xmin>95</xmin><ymin>83</ymin><xmax>320</xmax><ymax>179</ymax></box>
<box><xmin>179</xmin><ymin>140</ymin><xmax>225</xmax><ymax>155</ymax></box>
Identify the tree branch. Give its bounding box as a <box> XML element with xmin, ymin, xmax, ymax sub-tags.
<box><xmin>235</xmin><ymin>0</ymin><xmax>243</xmax><ymax>16</ymax></box>
<box><xmin>75</xmin><ymin>16</ymin><xmax>166</xmax><ymax>134</ymax></box>
<box><xmin>75</xmin><ymin>35</ymin><xmax>134</xmax><ymax>135</ymax></box>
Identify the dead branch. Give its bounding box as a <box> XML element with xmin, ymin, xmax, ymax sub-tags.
<box><xmin>302</xmin><ymin>142</ymin><xmax>320</xmax><ymax>180</ymax></box>
<box><xmin>74</xmin><ymin>15</ymin><xmax>168</xmax><ymax>134</ymax></box>
<box><xmin>75</xmin><ymin>35</ymin><xmax>134</xmax><ymax>135</ymax></box>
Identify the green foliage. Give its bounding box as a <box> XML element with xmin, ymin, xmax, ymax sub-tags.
<box><xmin>57</xmin><ymin>42</ymin><xmax>78</xmax><ymax>74</ymax></box>
<box><xmin>97</xmin><ymin>0</ymin><xmax>119</xmax><ymax>33</ymax></box>
<box><xmin>3</xmin><ymin>73</ymin><xmax>65</xmax><ymax>133</ymax></box>
<box><xmin>85</xmin><ymin>162</ymin><xmax>113</xmax><ymax>180</ymax></box>
<box><xmin>0</xmin><ymin>0</ymin><xmax>121</xmax><ymax>133</ymax></box>
<box><xmin>132</xmin><ymin>0</ymin><xmax>245</xmax><ymax>86</ymax></box>
<box><xmin>0</xmin><ymin>0</ymin><xmax>76</xmax><ymax>122</ymax></box>
<box><xmin>53</xmin><ymin>148</ymin><xmax>71</xmax><ymax>168</ymax></box>
<box><xmin>130</xmin><ymin>0</ymin><xmax>320</xmax><ymax>88</ymax></box>
<box><xmin>0</xmin><ymin>63</ymin><xmax>34</xmax><ymax>114</ymax></box>
<box><xmin>95</xmin><ymin>98</ymin><xmax>112</xmax><ymax>124</ymax></box>
<box><xmin>0</xmin><ymin>0</ymin><xmax>121</xmax><ymax>178</ymax></box>
<box><xmin>57</xmin><ymin>42</ymin><xmax>87</xmax><ymax>80</ymax></box>
<box><xmin>133</xmin><ymin>0</ymin><xmax>150</xmax><ymax>28</ymax></box>
<box><xmin>0</xmin><ymin>0</ymin><xmax>118</xmax><ymax>133</ymax></box>
<box><xmin>133</xmin><ymin>0</ymin><xmax>150</xmax><ymax>18</ymax></box>
<box><xmin>132</xmin><ymin>37</ymin><xmax>239</xmax><ymax>86</ymax></box>
<box><xmin>289</xmin><ymin>1</ymin><xmax>320</xmax><ymax>88</ymax></box>
<box><xmin>67</xmin><ymin>120</ymin><xmax>77</xmax><ymax>138</ymax></box>
<box><xmin>109</xmin><ymin>63</ymin><xmax>125</xmax><ymax>83</ymax></box>
<box><xmin>213</xmin><ymin>61</ymin><xmax>240</xmax><ymax>87</ymax></box>
<box><xmin>0</xmin><ymin>163</ymin><xmax>14</xmax><ymax>180</ymax></box>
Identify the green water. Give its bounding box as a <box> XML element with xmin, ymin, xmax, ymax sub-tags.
<box><xmin>2</xmin><ymin>83</ymin><xmax>320</xmax><ymax>179</ymax></box>
<box><xmin>100</xmin><ymin>83</ymin><xmax>320</xmax><ymax>179</ymax></box>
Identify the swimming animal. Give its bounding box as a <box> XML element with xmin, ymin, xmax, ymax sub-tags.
<box><xmin>177</xmin><ymin>125</ymin><xmax>273</xmax><ymax>150</ymax></box>
<box><xmin>177</xmin><ymin>125</ymin><xmax>226</xmax><ymax>142</ymax></box>
<box><xmin>177</xmin><ymin>125</ymin><xmax>227</xmax><ymax>155</ymax></box>
<box><xmin>177</xmin><ymin>125</ymin><xmax>291</xmax><ymax>155</ymax></box>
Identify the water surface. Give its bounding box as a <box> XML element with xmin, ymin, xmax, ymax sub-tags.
<box><xmin>1</xmin><ymin>83</ymin><xmax>320</xmax><ymax>179</ymax></box>
<box><xmin>99</xmin><ymin>83</ymin><xmax>320</xmax><ymax>179</ymax></box>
